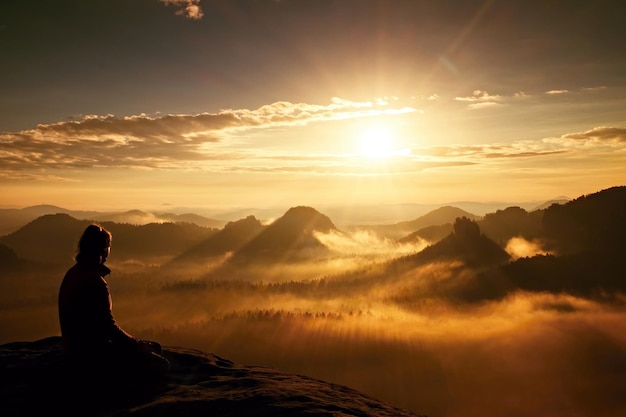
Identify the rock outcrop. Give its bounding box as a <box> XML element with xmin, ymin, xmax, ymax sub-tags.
<box><xmin>1</xmin><ymin>336</ymin><xmax>420</xmax><ymax>417</ymax></box>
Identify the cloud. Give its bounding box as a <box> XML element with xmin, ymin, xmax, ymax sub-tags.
<box><xmin>545</xmin><ymin>89</ymin><xmax>569</xmax><ymax>95</ymax></box>
<box><xmin>216</xmin><ymin>158</ymin><xmax>476</xmax><ymax>176</ymax></box>
<box><xmin>454</xmin><ymin>90</ymin><xmax>504</xmax><ymax>110</ymax></box>
<box><xmin>0</xmin><ymin>98</ymin><xmax>417</xmax><ymax>173</ymax></box>
<box><xmin>581</xmin><ymin>86</ymin><xmax>608</xmax><ymax>92</ymax></box>
<box><xmin>424</xmin><ymin>144</ymin><xmax>566</xmax><ymax>160</ymax></box>
<box><xmin>561</xmin><ymin>126</ymin><xmax>626</xmax><ymax>143</ymax></box>
<box><xmin>468</xmin><ymin>102</ymin><xmax>503</xmax><ymax>110</ymax></box>
<box><xmin>454</xmin><ymin>90</ymin><xmax>502</xmax><ymax>103</ymax></box>
<box><xmin>160</xmin><ymin>0</ymin><xmax>204</xmax><ymax>20</ymax></box>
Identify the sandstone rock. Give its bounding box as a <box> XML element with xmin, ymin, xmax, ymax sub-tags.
<box><xmin>1</xmin><ymin>337</ymin><xmax>420</xmax><ymax>417</ymax></box>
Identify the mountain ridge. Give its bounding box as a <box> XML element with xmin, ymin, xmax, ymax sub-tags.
<box><xmin>228</xmin><ymin>206</ymin><xmax>337</xmax><ymax>264</ymax></box>
<box><xmin>169</xmin><ymin>215</ymin><xmax>265</xmax><ymax>265</ymax></box>
<box><xmin>361</xmin><ymin>206</ymin><xmax>480</xmax><ymax>239</ymax></box>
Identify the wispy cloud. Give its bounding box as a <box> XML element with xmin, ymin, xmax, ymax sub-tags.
<box><xmin>545</xmin><ymin>89</ymin><xmax>569</xmax><ymax>95</ymax></box>
<box><xmin>0</xmin><ymin>98</ymin><xmax>417</xmax><ymax>173</ymax></box>
<box><xmin>1</xmin><ymin>90</ymin><xmax>624</xmax><ymax>185</ymax></box>
<box><xmin>454</xmin><ymin>90</ymin><xmax>502</xmax><ymax>103</ymax></box>
<box><xmin>454</xmin><ymin>90</ymin><xmax>504</xmax><ymax>110</ymax></box>
<box><xmin>424</xmin><ymin>144</ymin><xmax>564</xmax><ymax>160</ymax></box>
<box><xmin>468</xmin><ymin>102</ymin><xmax>503</xmax><ymax>110</ymax></box>
<box><xmin>561</xmin><ymin>126</ymin><xmax>626</xmax><ymax>142</ymax></box>
<box><xmin>581</xmin><ymin>86</ymin><xmax>608</xmax><ymax>92</ymax></box>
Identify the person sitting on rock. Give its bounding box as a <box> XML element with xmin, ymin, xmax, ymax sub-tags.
<box><xmin>58</xmin><ymin>224</ymin><xmax>170</xmax><ymax>386</ymax></box>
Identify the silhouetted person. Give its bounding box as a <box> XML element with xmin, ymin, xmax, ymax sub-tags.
<box><xmin>58</xmin><ymin>224</ymin><xmax>169</xmax><ymax>398</ymax></box>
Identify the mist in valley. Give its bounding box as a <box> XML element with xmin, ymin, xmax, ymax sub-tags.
<box><xmin>1</xmin><ymin>187</ymin><xmax>626</xmax><ymax>417</ymax></box>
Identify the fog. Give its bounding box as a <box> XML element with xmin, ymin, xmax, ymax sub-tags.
<box><xmin>505</xmin><ymin>236</ymin><xmax>550</xmax><ymax>259</ymax></box>
<box><xmin>1</xmin><ymin>228</ymin><xmax>625</xmax><ymax>417</ymax></box>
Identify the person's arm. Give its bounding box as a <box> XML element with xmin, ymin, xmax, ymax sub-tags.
<box><xmin>93</xmin><ymin>276</ymin><xmax>139</xmax><ymax>347</ymax></box>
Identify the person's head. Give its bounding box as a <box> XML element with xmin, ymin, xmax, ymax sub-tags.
<box><xmin>75</xmin><ymin>224</ymin><xmax>112</xmax><ymax>265</ymax></box>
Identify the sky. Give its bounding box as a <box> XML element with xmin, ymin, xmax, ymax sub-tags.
<box><xmin>1</xmin><ymin>0</ymin><xmax>625</xmax><ymax>212</ymax></box>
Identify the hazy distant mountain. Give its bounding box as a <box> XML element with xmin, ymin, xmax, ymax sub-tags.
<box><xmin>364</xmin><ymin>206</ymin><xmax>480</xmax><ymax>239</ymax></box>
<box><xmin>530</xmin><ymin>197</ymin><xmax>570</xmax><ymax>211</ymax></box>
<box><xmin>170</xmin><ymin>216</ymin><xmax>264</xmax><ymax>264</ymax></box>
<box><xmin>19</xmin><ymin>205</ymin><xmax>71</xmax><ymax>217</ymax></box>
<box><xmin>94</xmin><ymin>210</ymin><xmax>224</xmax><ymax>228</ymax></box>
<box><xmin>398</xmin><ymin>224</ymin><xmax>453</xmax><ymax>245</ymax></box>
<box><xmin>211</xmin><ymin>207</ymin><xmax>285</xmax><ymax>223</ymax></box>
<box><xmin>0</xmin><ymin>205</ymin><xmax>101</xmax><ymax>236</ymax></box>
<box><xmin>157</xmin><ymin>212</ymin><xmax>224</xmax><ymax>228</ymax></box>
<box><xmin>0</xmin><ymin>205</ymin><xmax>223</xmax><ymax>238</ymax></box>
<box><xmin>230</xmin><ymin>206</ymin><xmax>337</xmax><ymax>264</ymax></box>
<box><xmin>0</xmin><ymin>214</ymin><xmax>216</xmax><ymax>265</ymax></box>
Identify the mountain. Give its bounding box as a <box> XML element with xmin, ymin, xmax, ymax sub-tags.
<box><xmin>531</xmin><ymin>197</ymin><xmax>570</xmax><ymax>211</ymax></box>
<box><xmin>169</xmin><ymin>216</ymin><xmax>264</xmax><ymax>264</ymax></box>
<box><xmin>542</xmin><ymin>186</ymin><xmax>626</xmax><ymax>255</ymax></box>
<box><xmin>19</xmin><ymin>204</ymin><xmax>72</xmax><ymax>217</ymax></box>
<box><xmin>425</xmin><ymin>187</ymin><xmax>626</xmax><ymax>302</ymax></box>
<box><xmin>0</xmin><ymin>336</ymin><xmax>419</xmax><ymax>417</ymax></box>
<box><xmin>364</xmin><ymin>206</ymin><xmax>480</xmax><ymax>239</ymax></box>
<box><xmin>157</xmin><ymin>212</ymin><xmax>224</xmax><ymax>228</ymax></box>
<box><xmin>400</xmin><ymin>217</ymin><xmax>511</xmax><ymax>269</ymax></box>
<box><xmin>0</xmin><ymin>214</ymin><xmax>216</xmax><ymax>265</ymax></box>
<box><xmin>229</xmin><ymin>206</ymin><xmax>337</xmax><ymax>264</ymax></box>
<box><xmin>0</xmin><ymin>206</ymin><xmax>224</xmax><ymax>238</ymax></box>
<box><xmin>0</xmin><ymin>213</ymin><xmax>84</xmax><ymax>264</ymax></box>
<box><xmin>94</xmin><ymin>210</ymin><xmax>224</xmax><ymax>228</ymax></box>
<box><xmin>211</xmin><ymin>207</ymin><xmax>285</xmax><ymax>223</ymax></box>
<box><xmin>478</xmin><ymin>206</ymin><xmax>544</xmax><ymax>246</ymax></box>
<box><xmin>0</xmin><ymin>243</ymin><xmax>30</xmax><ymax>272</ymax></box>
<box><xmin>398</xmin><ymin>223</ymin><xmax>453</xmax><ymax>245</ymax></box>
<box><xmin>0</xmin><ymin>205</ymin><xmax>106</xmax><ymax>236</ymax></box>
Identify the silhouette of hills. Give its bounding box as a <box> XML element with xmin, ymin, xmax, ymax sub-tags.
<box><xmin>1</xmin><ymin>197</ymin><xmax>573</xmax><ymax>238</ymax></box>
<box><xmin>423</xmin><ymin>187</ymin><xmax>626</xmax><ymax>302</ymax></box>
<box><xmin>314</xmin><ymin>218</ymin><xmax>512</xmax><ymax>303</ymax></box>
<box><xmin>94</xmin><ymin>210</ymin><xmax>224</xmax><ymax>228</ymax></box>
<box><xmin>0</xmin><ymin>205</ymin><xmax>98</xmax><ymax>236</ymax></box>
<box><xmin>365</xmin><ymin>206</ymin><xmax>480</xmax><ymax>239</ymax></box>
<box><xmin>0</xmin><ymin>213</ymin><xmax>82</xmax><ymax>264</ymax></box>
<box><xmin>403</xmin><ymin>217</ymin><xmax>511</xmax><ymax>268</ymax></box>
<box><xmin>229</xmin><ymin>206</ymin><xmax>337</xmax><ymax>264</ymax></box>
<box><xmin>542</xmin><ymin>186</ymin><xmax>626</xmax><ymax>255</ymax></box>
<box><xmin>0</xmin><ymin>205</ymin><xmax>224</xmax><ymax>237</ymax></box>
<box><xmin>531</xmin><ymin>197</ymin><xmax>570</xmax><ymax>211</ymax></box>
<box><xmin>170</xmin><ymin>216</ymin><xmax>264</xmax><ymax>264</ymax></box>
<box><xmin>478</xmin><ymin>206</ymin><xmax>543</xmax><ymax>245</ymax></box>
<box><xmin>398</xmin><ymin>224</ymin><xmax>453</xmax><ymax>245</ymax></box>
<box><xmin>0</xmin><ymin>213</ymin><xmax>216</xmax><ymax>265</ymax></box>
<box><xmin>0</xmin><ymin>243</ymin><xmax>31</xmax><ymax>272</ymax></box>
<box><xmin>1</xmin><ymin>337</ymin><xmax>419</xmax><ymax>417</ymax></box>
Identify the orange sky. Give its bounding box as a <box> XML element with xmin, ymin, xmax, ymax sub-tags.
<box><xmin>1</xmin><ymin>1</ymin><xmax>625</xmax><ymax>210</ymax></box>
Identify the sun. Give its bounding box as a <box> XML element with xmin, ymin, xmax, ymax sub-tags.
<box><xmin>359</xmin><ymin>126</ymin><xmax>395</xmax><ymax>159</ymax></box>
<box><xmin>359</xmin><ymin>125</ymin><xmax>408</xmax><ymax>159</ymax></box>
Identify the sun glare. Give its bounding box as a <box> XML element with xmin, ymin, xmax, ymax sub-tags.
<box><xmin>359</xmin><ymin>126</ymin><xmax>409</xmax><ymax>159</ymax></box>
<box><xmin>359</xmin><ymin>126</ymin><xmax>396</xmax><ymax>159</ymax></box>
